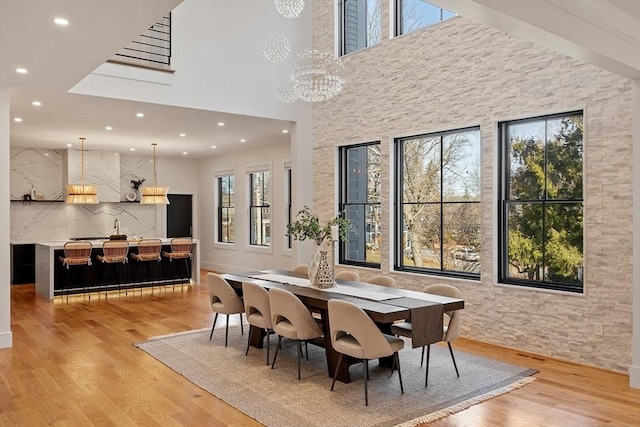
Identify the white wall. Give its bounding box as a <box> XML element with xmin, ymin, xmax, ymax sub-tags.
<box><xmin>1</xmin><ymin>85</ymin><xmax>12</xmax><ymax>348</ymax></box>
<box><xmin>198</xmin><ymin>141</ymin><xmax>293</xmax><ymax>273</ymax></box>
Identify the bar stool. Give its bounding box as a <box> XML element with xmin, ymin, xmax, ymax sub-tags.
<box><xmin>58</xmin><ymin>241</ymin><xmax>93</xmax><ymax>302</ymax></box>
<box><xmin>162</xmin><ymin>237</ymin><xmax>193</xmax><ymax>291</ymax></box>
<box><xmin>96</xmin><ymin>240</ymin><xmax>129</xmax><ymax>299</ymax></box>
<box><xmin>131</xmin><ymin>239</ymin><xmax>163</xmax><ymax>296</ymax></box>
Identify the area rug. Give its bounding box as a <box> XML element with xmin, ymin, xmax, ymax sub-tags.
<box><xmin>135</xmin><ymin>327</ymin><xmax>537</xmax><ymax>427</ymax></box>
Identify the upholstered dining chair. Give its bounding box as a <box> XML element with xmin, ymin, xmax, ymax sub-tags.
<box><xmin>162</xmin><ymin>237</ymin><xmax>193</xmax><ymax>291</ymax></box>
<box><xmin>291</xmin><ymin>265</ymin><xmax>309</xmax><ymax>277</ymax></box>
<box><xmin>131</xmin><ymin>238</ymin><xmax>162</xmax><ymax>296</ymax></box>
<box><xmin>207</xmin><ymin>272</ymin><xmax>244</xmax><ymax>347</ymax></box>
<box><xmin>391</xmin><ymin>284</ymin><xmax>461</xmax><ymax>387</ymax></box>
<box><xmin>335</xmin><ymin>270</ymin><xmax>360</xmax><ymax>282</ymax></box>
<box><xmin>242</xmin><ymin>281</ymin><xmax>273</xmax><ymax>364</ymax></box>
<box><xmin>328</xmin><ymin>299</ymin><xmax>405</xmax><ymax>406</ymax></box>
<box><xmin>96</xmin><ymin>240</ymin><xmax>129</xmax><ymax>298</ymax></box>
<box><xmin>58</xmin><ymin>241</ymin><xmax>93</xmax><ymax>301</ymax></box>
<box><xmin>366</xmin><ymin>275</ymin><xmax>397</xmax><ymax>288</ymax></box>
<box><xmin>269</xmin><ymin>287</ymin><xmax>324</xmax><ymax>380</ymax></box>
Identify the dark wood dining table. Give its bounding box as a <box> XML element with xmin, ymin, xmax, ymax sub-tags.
<box><xmin>222</xmin><ymin>270</ymin><xmax>464</xmax><ymax>383</ymax></box>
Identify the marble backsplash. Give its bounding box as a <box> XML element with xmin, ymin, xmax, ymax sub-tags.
<box><xmin>11</xmin><ymin>147</ymin><xmax>158</xmax><ymax>244</ymax></box>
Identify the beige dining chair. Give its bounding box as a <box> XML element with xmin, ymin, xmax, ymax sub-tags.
<box><xmin>391</xmin><ymin>284</ymin><xmax>461</xmax><ymax>387</ymax></box>
<box><xmin>335</xmin><ymin>270</ymin><xmax>360</xmax><ymax>281</ymax></box>
<box><xmin>291</xmin><ymin>265</ymin><xmax>309</xmax><ymax>277</ymax></box>
<box><xmin>366</xmin><ymin>275</ymin><xmax>397</xmax><ymax>288</ymax></box>
<box><xmin>242</xmin><ymin>281</ymin><xmax>273</xmax><ymax>364</ymax></box>
<box><xmin>328</xmin><ymin>299</ymin><xmax>405</xmax><ymax>406</ymax></box>
<box><xmin>269</xmin><ymin>287</ymin><xmax>324</xmax><ymax>380</ymax></box>
<box><xmin>207</xmin><ymin>272</ymin><xmax>245</xmax><ymax>347</ymax></box>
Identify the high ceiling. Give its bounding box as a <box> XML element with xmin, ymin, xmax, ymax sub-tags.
<box><xmin>1</xmin><ymin>0</ymin><xmax>638</xmax><ymax>158</ymax></box>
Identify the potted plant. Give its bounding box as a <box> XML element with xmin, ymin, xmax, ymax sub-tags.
<box><xmin>287</xmin><ymin>206</ymin><xmax>353</xmax><ymax>288</ymax></box>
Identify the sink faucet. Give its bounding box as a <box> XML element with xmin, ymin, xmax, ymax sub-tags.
<box><xmin>114</xmin><ymin>219</ymin><xmax>120</xmax><ymax>235</ymax></box>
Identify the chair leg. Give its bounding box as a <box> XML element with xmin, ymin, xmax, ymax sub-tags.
<box><xmin>420</xmin><ymin>345</ymin><xmax>425</xmax><ymax>366</ymax></box>
<box><xmin>395</xmin><ymin>352</ymin><xmax>404</xmax><ymax>394</ymax></box>
<box><xmin>209</xmin><ymin>313</ymin><xmax>218</xmax><ymax>340</ymax></box>
<box><xmin>330</xmin><ymin>353</ymin><xmax>343</xmax><ymax>391</ymax></box>
<box><xmin>425</xmin><ymin>344</ymin><xmax>431</xmax><ymax>387</ymax></box>
<box><xmin>363</xmin><ymin>359</ymin><xmax>369</xmax><ymax>406</ymax></box>
<box><xmin>240</xmin><ymin>314</ymin><xmax>244</xmax><ymax>335</ymax></box>
<box><xmin>448</xmin><ymin>342</ymin><xmax>460</xmax><ymax>377</ymax></box>
<box><xmin>224</xmin><ymin>315</ymin><xmax>230</xmax><ymax>347</ymax></box>
<box><xmin>245</xmin><ymin>333</ymin><xmax>251</xmax><ymax>356</ymax></box>
<box><xmin>297</xmin><ymin>340</ymin><xmax>302</xmax><ymax>380</ymax></box>
<box><xmin>271</xmin><ymin>336</ymin><xmax>282</xmax><ymax>369</ymax></box>
<box><xmin>305</xmin><ymin>341</ymin><xmax>309</xmax><ymax>360</ymax></box>
<box><xmin>265</xmin><ymin>329</ymin><xmax>271</xmax><ymax>365</ymax></box>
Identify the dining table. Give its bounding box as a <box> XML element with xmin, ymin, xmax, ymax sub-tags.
<box><xmin>221</xmin><ymin>270</ymin><xmax>465</xmax><ymax>383</ymax></box>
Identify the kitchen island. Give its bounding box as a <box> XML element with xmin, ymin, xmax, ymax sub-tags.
<box><xmin>35</xmin><ymin>239</ymin><xmax>200</xmax><ymax>300</ymax></box>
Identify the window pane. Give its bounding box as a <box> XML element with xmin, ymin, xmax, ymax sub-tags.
<box><xmin>341</xmin><ymin>0</ymin><xmax>381</xmax><ymax>55</ymax></box>
<box><xmin>220</xmin><ymin>207</ymin><xmax>234</xmax><ymax>243</ymax></box>
<box><xmin>443</xmin><ymin>202</ymin><xmax>480</xmax><ymax>273</ymax></box>
<box><xmin>218</xmin><ymin>175</ymin><xmax>234</xmax><ymax>243</ymax></box>
<box><xmin>544</xmin><ymin>203</ymin><xmax>583</xmax><ymax>285</ymax></box>
<box><xmin>398</xmin><ymin>0</ymin><xmax>456</xmax><ymax>36</ymax></box>
<box><xmin>402</xmin><ymin>203</ymin><xmax>441</xmax><ymax>268</ymax></box>
<box><xmin>506</xmin><ymin>202</ymin><xmax>543</xmax><ymax>280</ymax></box>
<box><xmin>546</xmin><ymin>116</ymin><xmax>583</xmax><ymax>200</ymax></box>
<box><xmin>442</xmin><ymin>129</ymin><xmax>481</xmax><ymax>202</ymax></box>
<box><xmin>507</xmin><ymin>120</ymin><xmax>545</xmax><ymax>200</ymax></box>
<box><xmin>402</xmin><ymin>136</ymin><xmax>441</xmax><ymax>203</ymax></box>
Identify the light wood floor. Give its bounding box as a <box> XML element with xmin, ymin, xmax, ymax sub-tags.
<box><xmin>1</xmin><ymin>278</ymin><xmax>638</xmax><ymax>426</ymax></box>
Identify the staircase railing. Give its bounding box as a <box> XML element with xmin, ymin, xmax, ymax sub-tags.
<box><xmin>112</xmin><ymin>14</ymin><xmax>171</xmax><ymax>68</ymax></box>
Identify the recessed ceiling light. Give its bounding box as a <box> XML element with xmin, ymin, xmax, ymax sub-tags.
<box><xmin>136</xmin><ymin>112</ymin><xmax>144</xmax><ymax>118</ymax></box>
<box><xmin>211</xmin><ymin>145</ymin><xmax>217</xmax><ymax>149</ymax></box>
<box><xmin>32</xmin><ymin>101</ymin><xmax>42</xmax><ymax>106</ymax></box>
<box><xmin>240</xmin><ymin>139</ymin><xmax>246</xmax><ymax>143</ymax></box>
<box><xmin>105</xmin><ymin>126</ymin><xmax>112</xmax><ymax>130</ymax></box>
<box><xmin>16</xmin><ymin>68</ymin><xmax>27</xmax><ymax>74</ymax></box>
<box><xmin>54</xmin><ymin>18</ymin><xmax>69</xmax><ymax>26</ymax></box>
<box><xmin>282</xmin><ymin>129</ymin><xmax>289</xmax><ymax>134</ymax></box>
<box><xmin>44</xmin><ymin>153</ymin><xmax>50</xmax><ymax>156</ymax></box>
<box><xmin>130</xmin><ymin>148</ymin><xmax>136</xmax><ymax>151</ymax></box>
<box><xmin>182</xmin><ymin>151</ymin><xmax>188</xmax><ymax>155</ymax></box>
<box><xmin>13</xmin><ymin>117</ymin><xmax>22</xmax><ymax>122</ymax></box>
<box><xmin>217</xmin><ymin>122</ymin><xmax>224</xmax><ymax>126</ymax></box>
<box><xmin>180</xmin><ymin>133</ymin><xmax>186</xmax><ymax>137</ymax></box>
<box><xmin>66</xmin><ymin>143</ymin><xmax>73</xmax><ymax>147</ymax></box>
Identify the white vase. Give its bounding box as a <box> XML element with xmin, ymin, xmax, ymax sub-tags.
<box><xmin>308</xmin><ymin>243</ymin><xmax>322</xmax><ymax>285</ymax></box>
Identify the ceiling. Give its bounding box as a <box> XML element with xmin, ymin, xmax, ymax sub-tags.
<box><xmin>0</xmin><ymin>0</ymin><xmax>292</xmax><ymax>158</ymax></box>
<box><xmin>1</xmin><ymin>0</ymin><xmax>638</xmax><ymax>158</ymax></box>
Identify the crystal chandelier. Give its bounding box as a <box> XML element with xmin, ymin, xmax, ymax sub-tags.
<box><xmin>66</xmin><ymin>137</ymin><xmax>99</xmax><ymax>204</ymax></box>
<box><xmin>290</xmin><ymin>49</ymin><xmax>345</xmax><ymax>103</ymax></box>
<box><xmin>263</xmin><ymin>32</ymin><xmax>290</xmax><ymax>62</ymax></box>
<box><xmin>140</xmin><ymin>143</ymin><xmax>170</xmax><ymax>204</ymax></box>
<box><xmin>275</xmin><ymin>74</ymin><xmax>298</xmax><ymax>103</ymax></box>
<box><xmin>275</xmin><ymin>0</ymin><xmax>305</xmax><ymax>18</ymax></box>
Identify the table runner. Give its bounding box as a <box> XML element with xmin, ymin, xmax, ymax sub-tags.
<box><xmin>249</xmin><ymin>272</ymin><xmax>401</xmax><ymax>302</ymax></box>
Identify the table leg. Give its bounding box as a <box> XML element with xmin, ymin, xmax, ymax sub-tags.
<box><xmin>248</xmin><ymin>325</ymin><xmax>266</xmax><ymax>348</ymax></box>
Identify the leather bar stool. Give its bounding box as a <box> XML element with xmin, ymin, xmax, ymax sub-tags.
<box><xmin>131</xmin><ymin>239</ymin><xmax>163</xmax><ymax>296</ymax></box>
<box><xmin>58</xmin><ymin>241</ymin><xmax>93</xmax><ymax>302</ymax></box>
<box><xmin>96</xmin><ymin>240</ymin><xmax>129</xmax><ymax>299</ymax></box>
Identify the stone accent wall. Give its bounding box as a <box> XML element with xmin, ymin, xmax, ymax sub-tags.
<box><xmin>311</xmin><ymin>3</ymin><xmax>633</xmax><ymax>372</ymax></box>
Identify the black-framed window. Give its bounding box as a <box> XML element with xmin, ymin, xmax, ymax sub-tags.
<box><xmin>395</xmin><ymin>127</ymin><xmax>481</xmax><ymax>278</ymax></box>
<box><xmin>498</xmin><ymin>111</ymin><xmax>584</xmax><ymax>293</ymax></box>
<box><xmin>217</xmin><ymin>174</ymin><xmax>234</xmax><ymax>243</ymax></box>
<box><xmin>249</xmin><ymin>170</ymin><xmax>271</xmax><ymax>246</ymax></box>
<box><xmin>338</xmin><ymin>0</ymin><xmax>381</xmax><ymax>56</ymax></box>
<box><xmin>395</xmin><ymin>0</ymin><xmax>455</xmax><ymax>36</ymax></box>
<box><xmin>339</xmin><ymin>142</ymin><xmax>381</xmax><ymax>267</ymax></box>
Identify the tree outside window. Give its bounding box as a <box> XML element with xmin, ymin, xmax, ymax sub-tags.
<box><xmin>396</xmin><ymin>127</ymin><xmax>481</xmax><ymax>278</ymax></box>
<box><xmin>339</xmin><ymin>0</ymin><xmax>381</xmax><ymax>56</ymax></box>
<box><xmin>499</xmin><ymin>112</ymin><xmax>584</xmax><ymax>292</ymax></box>
<box><xmin>395</xmin><ymin>0</ymin><xmax>456</xmax><ymax>36</ymax></box>
<box><xmin>217</xmin><ymin>175</ymin><xmax>234</xmax><ymax>243</ymax></box>
<box><xmin>339</xmin><ymin>142</ymin><xmax>381</xmax><ymax>267</ymax></box>
<box><xmin>250</xmin><ymin>170</ymin><xmax>271</xmax><ymax>246</ymax></box>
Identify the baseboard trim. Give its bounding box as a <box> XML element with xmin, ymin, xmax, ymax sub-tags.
<box><xmin>0</xmin><ymin>331</ymin><xmax>13</xmax><ymax>349</ymax></box>
<box><xmin>629</xmin><ymin>365</ymin><xmax>640</xmax><ymax>389</ymax></box>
